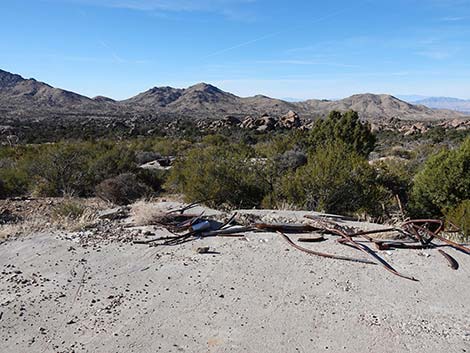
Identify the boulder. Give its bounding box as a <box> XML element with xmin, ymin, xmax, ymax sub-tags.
<box><xmin>255</xmin><ymin>115</ymin><xmax>276</xmax><ymax>131</ymax></box>
<box><xmin>279</xmin><ymin>111</ymin><xmax>301</xmax><ymax>129</ymax></box>
<box><xmin>240</xmin><ymin>116</ymin><xmax>256</xmax><ymax>129</ymax></box>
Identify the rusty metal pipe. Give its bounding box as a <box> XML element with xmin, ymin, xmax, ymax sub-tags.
<box><xmin>277</xmin><ymin>231</ymin><xmax>376</xmax><ymax>265</ymax></box>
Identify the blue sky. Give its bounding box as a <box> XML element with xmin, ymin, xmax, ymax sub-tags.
<box><xmin>1</xmin><ymin>0</ymin><xmax>470</xmax><ymax>100</ymax></box>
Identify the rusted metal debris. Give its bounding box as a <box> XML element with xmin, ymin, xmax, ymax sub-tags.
<box><xmin>199</xmin><ymin>226</ymin><xmax>253</xmax><ymax>237</ymax></box>
<box><xmin>278</xmin><ymin>231</ymin><xmax>376</xmax><ymax>265</ymax></box>
<box><xmin>304</xmin><ymin>216</ymin><xmax>418</xmax><ymax>281</ymax></box>
<box><xmin>438</xmin><ymin>250</ymin><xmax>459</xmax><ymax>270</ymax></box>
<box><xmin>297</xmin><ymin>236</ymin><xmax>326</xmax><ymax>243</ymax></box>
<box><xmin>254</xmin><ymin>223</ymin><xmax>321</xmax><ymax>233</ymax></box>
<box><xmin>167</xmin><ymin>201</ymin><xmax>201</xmax><ymax>215</ymax></box>
<box><xmin>133</xmin><ymin>203</ymin><xmax>469</xmax><ymax>281</ymax></box>
<box><xmin>402</xmin><ymin>219</ymin><xmax>470</xmax><ymax>255</ymax></box>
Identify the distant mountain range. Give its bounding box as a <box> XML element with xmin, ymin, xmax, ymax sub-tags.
<box><xmin>412</xmin><ymin>97</ymin><xmax>470</xmax><ymax>114</ymax></box>
<box><xmin>0</xmin><ymin>69</ymin><xmax>467</xmax><ymax>122</ymax></box>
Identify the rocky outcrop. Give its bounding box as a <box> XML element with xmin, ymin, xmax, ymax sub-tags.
<box><xmin>400</xmin><ymin>122</ymin><xmax>430</xmax><ymax>136</ymax></box>
<box><xmin>240</xmin><ymin>112</ymin><xmax>300</xmax><ymax>131</ymax></box>
<box><xmin>279</xmin><ymin>110</ymin><xmax>301</xmax><ymax>129</ymax></box>
<box><xmin>204</xmin><ymin>115</ymin><xmax>241</xmax><ymax>130</ymax></box>
<box><xmin>438</xmin><ymin>118</ymin><xmax>470</xmax><ymax>130</ymax></box>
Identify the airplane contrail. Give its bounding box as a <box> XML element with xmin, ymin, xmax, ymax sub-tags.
<box><xmin>202</xmin><ymin>3</ymin><xmax>366</xmax><ymax>59</ymax></box>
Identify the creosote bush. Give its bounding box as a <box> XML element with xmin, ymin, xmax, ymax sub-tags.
<box><xmin>96</xmin><ymin>173</ymin><xmax>152</xmax><ymax>205</ymax></box>
<box><xmin>0</xmin><ymin>155</ymin><xmax>29</xmax><ymax>198</ymax></box>
<box><xmin>445</xmin><ymin>200</ymin><xmax>470</xmax><ymax>241</ymax></box>
<box><xmin>274</xmin><ymin>150</ymin><xmax>307</xmax><ymax>172</ymax></box>
<box><xmin>0</xmin><ymin>141</ymin><xmax>143</xmax><ymax>197</ymax></box>
<box><xmin>166</xmin><ymin>144</ymin><xmax>268</xmax><ymax>208</ymax></box>
<box><xmin>28</xmin><ymin>143</ymin><xmax>92</xmax><ymax>197</ymax></box>
<box><xmin>135</xmin><ymin>151</ymin><xmax>161</xmax><ymax>165</ymax></box>
<box><xmin>374</xmin><ymin>158</ymin><xmax>413</xmax><ymax>205</ymax></box>
<box><xmin>277</xmin><ymin>143</ymin><xmax>386</xmax><ymax>215</ymax></box>
<box><xmin>410</xmin><ymin>137</ymin><xmax>470</xmax><ymax>217</ymax></box>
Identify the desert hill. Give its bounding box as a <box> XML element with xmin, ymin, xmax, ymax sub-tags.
<box><xmin>0</xmin><ymin>69</ymin><xmax>467</xmax><ymax>121</ymax></box>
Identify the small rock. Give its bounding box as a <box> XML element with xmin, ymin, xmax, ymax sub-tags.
<box><xmin>98</xmin><ymin>207</ymin><xmax>129</xmax><ymax>220</ymax></box>
<box><xmin>196</xmin><ymin>247</ymin><xmax>210</xmax><ymax>254</ymax></box>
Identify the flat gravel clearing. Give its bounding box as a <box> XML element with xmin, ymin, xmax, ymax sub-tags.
<box><xmin>1</xmin><ymin>226</ymin><xmax>469</xmax><ymax>352</ymax></box>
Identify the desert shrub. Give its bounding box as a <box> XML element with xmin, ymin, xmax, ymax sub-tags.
<box><xmin>166</xmin><ymin>144</ymin><xmax>268</xmax><ymax>208</ymax></box>
<box><xmin>410</xmin><ymin>137</ymin><xmax>470</xmax><ymax>217</ymax></box>
<box><xmin>0</xmin><ymin>164</ymin><xmax>29</xmax><ymax>198</ymax></box>
<box><xmin>87</xmin><ymin>144</ymin><xmax>137</xmax><ymax>185</ymax></box>
<box><xmin>423</xmin><ymin>126</ymin><xmax>469</xmax><ymax>145</ymax></box>
<box><xmin>27</xmin><ymin>144</ymin><xmax>92</xmax><ymax>197</ymax></box>
<box><xmin>254</xmin><ymin>131</ymin><xmax>304</xmax><ymax>157</ymax></box>
<box><xmin>17</xmin><ymin>142</ymin><xmax>138</xmax><ymax>197</ymax></box>
<box><xmin>135</xmin><ymin>151</ymin><xmax>161</xmax><ymax>165</ymax></box>
<box><xmin>274</xmin><ymin>150</ymin><xmax>307</xmax><ymax>172</ymax></box>
<box><xmin>445</xmin><ymin>200</ymin><xmax>470</xmax><ymax>241</ymax></box>
<box><xmin>152</xmin><ymin>138</ymin><xmax>192</xmax><ymax>156</ymax></box>
<box><xmin>374</xmin><ymin>158</ymin><xmax>413</xmax><ymax>204</ymax></box>
<box><xmin>389</xmin><ymin>146</ymin><xmax>413</xmax><ymax>159</ymax></box>
<box><xmin>258</xmin><ymin>150</ymin><xmax>308</xmax><ymax>208</ymax></box>
<box><xmin>202</xmin><ymin>134</ymin><xmax>229</xmax><ymax>146</ymax></box>
<box><xmin>307</xmin><ymin>110</ymin><xmax>376</xmax><ymax>156</ymax></box>
<box><xmin>52</xmin><ymin>200</ymin><xmax>86</xmax><ymax>220</ymax></box>
<box><xmin>96</xmin><ymin>173</ymin><xmax>152</xmax><ymax>205</ymax></box>
<box><xmin>0</xmin><ymin>179</ymin><xmax>5</xmax><ymax>199</ymax></box>
<box><xmin>135</xmin><ymin>168</ymin><xmax>167</xmax><ymax>192</ymax></box>
<box><xmin>276</xmin><ymin>143</ymin><xmax>385</xmax><ymax>215</ymax></box>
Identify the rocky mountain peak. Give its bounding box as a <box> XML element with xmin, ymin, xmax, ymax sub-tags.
<box><xmin>93</xmin><ymin>96</ymin><xmax>116</xmax><ymax>103</ymax></box>
<box><xmin>186</xmin><ymin>83</ymin><xmax>222</xmax><ymax>93</ymax></box>
<box><xmin>0</xmin><ymin>69</ymin><xmax>25</xmax><ymax>88</ymax></box>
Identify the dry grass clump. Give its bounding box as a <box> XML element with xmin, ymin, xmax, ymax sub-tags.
<box><xmin>0</xmin><ymin>224</ymin><xmax>18</xmax><ymax>241</ymax></box>
<box><xmin>0</xmin><ymin>198</ymin><xmax>108</xmax><ymax>240</ymax></box>
<box><xmin>0</xmin><ymin>218</ymin><xmax>51</xmax><ymax>241</ymax></box>
<box><xmin>129</xmin><ymin>200</ymin><xmax>168</xmax><ymax>226</ymax></box>
<box><xmin>51</xmin><ymin>199</ymin><xmax>99</xmax><ymax>231</ymax></box>
<box><xmin>271</xmin><ymin>201</ymin><xmax>301</xmax><ymax>211</ymax></box>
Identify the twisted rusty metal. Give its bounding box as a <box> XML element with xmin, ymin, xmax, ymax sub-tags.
<box><xmin>277</xmin><ymin>231</ymin><xmax>376</xmax><ymax>265</ymax></box>
<box><xmin>305</xmin><ymin>215</ymin><xmax>418</xmax><ymax>281</ymax></box>
<box><xmin>402</xmin><ymin>219</ymin><xmax>470</xmax><ymax>254</ymax></box>
<box><xmin>134</xmin><ymin>210</ymin><xmax>468</xmax><ymax>280</ymax></box>
<box><xmin>437</xmin><ymin>249</ymin><xmax>459</xmax><ymax>270</ymax></box>
<box><xmin>255</xmin><ymin>223</ymin><xmax>321</xmax><ymax>233</ymax></box>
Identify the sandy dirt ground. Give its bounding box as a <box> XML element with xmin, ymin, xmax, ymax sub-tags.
<box><xmin>1</xmin><ymin>202</ymin><xmax>469</xmax><ymax>353</ymax></box>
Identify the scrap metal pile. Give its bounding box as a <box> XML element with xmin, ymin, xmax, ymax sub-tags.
<box><xmin>133</xmin><ymin>203</ymin><xmax>470</xmax><ymax>282</ymax></box>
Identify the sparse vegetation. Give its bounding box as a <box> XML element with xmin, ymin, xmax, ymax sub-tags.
<box><xmin>410</xmin><ymin>137</ymin><xmax>470</xmax><ymax>217</ymax></box>
<box><xmin>166</xmin><ymin>144</ymin><xmax>268</xmax><ymax>208</ymax></box>
<box><xmin>276</xmin><ymin>143</ymin><xmax>385</xmax><ymax>215</ymax></box>
<box><xmin>96</xmin><ymin>173</ymin><xmax>152</xmax><ymax>205</ymax></box>
<box><xmin>306</xmin><ymin>110</ymin><xmax>376</xmax><ymax>156</ymax></box>
<box><xmin>445</xmin><ymin>200</ymin><xmax>470</xmax><ymax>241</ymax></box>
<box><xmin>0</xmin><ymin>111</ymin><xmax>468</xmax><ymax>223</ymax></box>
<box><xmin>52</xmin><ymin>199</ymin><xmax>87</xmax><ymax>220</ymax></box>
